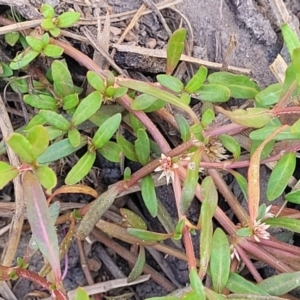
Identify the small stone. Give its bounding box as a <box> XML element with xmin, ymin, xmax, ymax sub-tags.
<box><xmin>124</xmin><ymin>31</ymin><xmax>138</xmax><ymax>42</ymax></box>
<box><xmin>110</xmin><ymin>26</ymin><xmax>121</xmax><ymax>36</ymax></box>
<box><xmin>87</xmin><ymin>257</ymin><xmax>102</xmax><ymax>273</ymax></box>
<box><xmin>145</xmin><ymin>38</ymin><xmax>157</xmax><ymax>49</ymax></box>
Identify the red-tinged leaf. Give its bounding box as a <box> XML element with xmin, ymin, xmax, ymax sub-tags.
<box><xmin>248</xmin><ymin>126</ymin><xmax>288</xmax><ymax>226</ymax></box>
<box><xmin>22</xmin><ymin>171</ymin><xmax>61</xmax><ymax>282</ymax></box>
<box><xmin>127</xmin><ymin>228</ymin><xmax>173</xmax><ymax>242</ymax></box>
<box><xmin>0</xmin><ymin>162</ymin><xmax>19</xmax><ymax>189</ymax></box>
<box><xmin>216</xmin><ymin>106</ymin><xmax>273</xmax><ymax>128</ymax></box>
<box><xmin>128</xmin><ymin>245</ymin><xmax>146</xmax><ymax>282</ymax></box>
<box><xmin>76</xmin><ymin>184</ymin><xmax>119</xmax><ymax>239</ymax></box>
<box><xmin>47</xmin><ymin>184</ymin><xmax>98</xmax><ymax>203</ymax></box>
<box><xmin>166</xmin><ymin>28</ymin><xmax>187</xmax><ymax>75</ymax></box>
<box><xmin>266</xmin><ymin>152</ymin><xmax>296</xmax><ymax>201</ymax></box>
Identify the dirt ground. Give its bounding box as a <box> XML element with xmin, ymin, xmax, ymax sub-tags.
<box><xmin>1</xmin><ymin>0</ymin><xmax>300</xmax><ymax>299</ymax></box>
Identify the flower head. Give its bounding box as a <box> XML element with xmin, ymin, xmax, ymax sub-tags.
<box><xmin>261</xmin><ymin>205</ymin><xmax>275</xmax><ymax>220</ymax></box>
<box><xmin>154</xmin><ymin>154</ymin><xmax>178</xmax><ymax>185</ymax></box>
<box><xmin>253</xmin><ymin>220</ymin><xmax>270</xmax><ymax>242</ymax></box>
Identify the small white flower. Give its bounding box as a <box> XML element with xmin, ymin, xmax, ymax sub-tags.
<box><xmin>261</xmin><ymin>205</ymin><xmax>275</xmax><ymax>220</ymax></box>
<box><xmin>230</xmin><ymin>244</ymin><xmax>240</xmax><ymax>261</ymax></box>
<box><xmin>253</xmin><ymin>220</ymin><xmax>270</xmax><ymax>242</ymax></box>
<box><xmin>154</xmin><ymin>154</ymin><xmax>179</xmax><ymax>185</ymax></box>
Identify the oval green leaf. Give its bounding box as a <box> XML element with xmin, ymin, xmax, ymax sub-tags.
<box><xmin>116</xmin><ymin>133</ymin><xmax>138</xmax><ymax>162</ymax></box>
<box><xmin>92</xmin><ymin>113</ymin><xmax>121</xmax><ymax>149</ymax></box>
<box><xmin>141</xmin><ymin>175</ymin><xmax>157</xmax><ymax>217</ymax></box>
<box><xmin>43</xmin><ymin>44</ymin><xmax>64</xmax><ymax>58</ymax></box>
<box><xmin>175</xmin><ymin>114</ymin><xmax>191</xmax><ymax>142</ymax></box>
<box><xmin>128</xmin><ymin>246</ymin><xmax>146</xmax><ymax>282</ymax></box>
<box><xmin>26</xmin><ymin>125</ymin><xmax>49</xmax><ymax>157</ymax></box>
<box><xmin>265</xmin><ymin>217</ymin><xmax>300</xmax><ymax>233</ymax></box>
<box><xmin>157</xmin><ymin>74</ymin><xmax>184</xmax><ymax>93</ymax></box>
<box><xmin>166</xmin><ymin>28</ymin><xmax>187</xmax><ymax>75</ymax></box>
<box><xmin>72</xmin><ymin>91</ymin><xmax>102</xmax><ymax>127</ymax></box>
<box><xmin>35</xmin><ymin>165</ymin><xmax>57</xmax><ymax>190</ymax></box>
<box><xmin>0</xmin><ymin>162</ymin><xmax>19</xmax><ymax>189</ymax></box>
<box><xmin>219</xmin><ymin>134</ymin><xmax>241</xmax><ymax>161</ymax></box>
<box><xmin>208</xmin><ymin>72</ymin><xmax>260</xmax><ymax>99</ymax></box>
<box><xmin>127</xmin><ymin>228</ymin><xmax>172</xmax><ymax>242</ymax></box>
<box><xmin>10</xmin><ymin>49</ymin><xmax>40</xmax><ymax>70</ymax></box>
<box><xmin>210</xmin><ymin>228</ymin><xmax>231</xmax><ymax>293</ymax></box>
<box><xmin>266</xmin><ymin>152</ymin><xmax>296</xmax><ymax>201</ymax></box>
<box><xmin>281</xmin><ymin>24</ymin><xmax>300</xmax><ymax>58</ymax></box>
<box><xmin>65</xmin><ymin>151</ymin><xmax>96</xmax><ymax>185</ymax></box>
<box><xmin>120</xmin><ymin>208</ymin><xmax>147</xmax><ymax>230</ymax></box>
<box><xmin>98</xmin><ymin>141</ymin><xmax>121</xmax><ymax>163</ymax></box>
<box><xmin>68</xmin><ymin>128</ymin><xmax>81</xmax><ymax>147</ymax></box>
<box><xmin>285</xmin><ymin>189</ymin><xmax>300</xmax><ymax>204</ymax></box>
<box><xmin>255</xmin><ymin>83</ymin><xmax>282</xmax><ymax>107</ymax></box>
<box><xmin>185</xmin><ymin>66</ymin><xmax>208</xmax><ymax>93</ymax></box>
<box><xmin>195</xmin><ymin>84</ymin><xmax>230</xmax><ymax>102</ymax></box>
<box><xmin>24</xmin><ymin>94</ymin><xmax>58</xmax><ymax>110</ymax></box>
<box><xmin>56</xmin><ymin>12</ymin><xmax>80</xmax><ymax>28</ymax></box>
<box><xmin>134</xmin><ymin>129</ymin><xmax>150</xmax><ymax>166</ymax></box>
<box><xmin>39</xmin><ymin>110</ymin><xmax>70</xmax><ymax>131</ymax></box>
<box><xmin>6</xmin><ymin>133</ymin><xmax>36</xmax><ymax>164</ymax></box>
<box><xmin>87</xmin><ymin>71</ymin><xmax>106</xmax><ymax>94</ymax></box>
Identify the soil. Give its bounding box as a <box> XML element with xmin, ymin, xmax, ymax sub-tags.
<box><xmin>1</xmin><ymin>0</ymin><xmax>300</xmax><ymax>299</ymax></box>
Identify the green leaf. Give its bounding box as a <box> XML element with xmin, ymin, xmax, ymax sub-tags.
<box><xmin>255</xmin><ymin>83</ymin><xmax>282</xmax><ymax>107</ymax></box>
<box><xmin>25</xmin><ymin>115</ymin><xmax>47</xmax><ymax>130</ymax></box>
<box><xmin>236</xmin><ymin>227</ymin><xmax>252</xmax><ymax>237</ymax></box>
<box><xmin>250</xmin><ymin>139</ymin><xmax>275</xmax><ymax>160</ymax></box>
<box><xmin>24</xmin><ymin>94</ymin><xmax>58</xmax><ymax>110</ymax></box>
<box><xmin>265</xmin><ymin>217</ymin><xmax>300</xmax><ymax>233</ymax></box>
<box><xmin>65</xmin><ymin>151</ymin><xmax>96</xmax><ymax>185</ymax></box>
<box><xmin>189</xmin><ymin>268</ymin><xmax>206</xmax><ymax>299</ymax></box>
<box><xmin>127</xmin><ymin>228</ymin><xmax>172</xmax><ymax>242</ymax></box>
<box><xmin>76</xmin><ymin>185</ymin><xmax>120</xmax><ymax>239</ymax></box>
<box><xmin>5</xmin><ymin>32</ymin><xmax>19</xmax><ymax>47</ymax></box>
<box><xmin>63</xmin><ymin>93</ymin><xmax>79</xmax><ymax>110</ymax></box>
<box><xmin>128</xmin><ymin>246</ymin><xmax>146</xmax><ymax>282</ymax></box>
<box><xmin>226</xmin><ymin>273</ymin><xmax>268</xmax><ymax>295</ymax></box>
<box><xmin>46</xmin><ymin>126</ymin><xmax>66</xmax><ymax>140</ymax></box>
<box><xmin>68</xmin><ymin>128</ymin><xmax>81</xmax><ymax>147</ymax></box>
<box><xmin>43</xmin><ymin>44</ymin><xmax>64</xmax><ymax>58</ymax></box>
<box><xmin>185</xmin><ymin>66</ymin><xmax>208</xmax><ymax>93</ymax></box>
<box><xmin>41</xmin><ymin>18</ymin><xmax>55</xmax><ymax>30</ymax></box>
<box><xmin>98</xmin><ymin>141</ymin><xmax>121</xmax><ymax>163</ymax></box>
<box><xmin>217</xmin><ymin>107</ymin><xmax>273</xmax><ymax>128</ymax></box>
<box><xmin>201</xmin><ymin>176</ymin><xmax>218</xmax><ymax>218</ymax></box>
<box><xmin>35</xmin><ymin>165</ymin><xmax>57</xmax><ymax>190</ymax></box>
<box><xmin>92</xmin><ymin>113</ymin><xmax>121</xmax><ymax>149</ymax></box>
<box><xmin>25</xmin><ymin>36</ymin><xmax>44</xmax><ymax>52</ymax></box>
<box><xmin>219</xmin><ymin>134</ymin><xmax>241</xmax><ymax>161</ymax></box>
<box><xmin>157</xmin><ymin>75</ymin><xmax>184</xmax><ymax>93</ymax></box>
<box><xmin>87</xmin><ymin>71</ymin><xmax>106</xmax><ymax>94</ymax></box>
<box><xmin>26</xmin><ymin>125</ymin><xmax>49</xmax><ymax>157</ymax></box>
<box><xmin>0</xmin><ymin>162</ymin><xmax>19</xmax><ymax>189</ymax></box>
<box><xmin>250</xmin><ymin>125</ymin><xmax>300</xmax><ymax>141</ymax></box>
<box><xmin>228</xmin><ymin>170</ymin><xmax>248</xmax><ymax>201</ymax></box>
<box><xmin>285</xmin><ymin>189</ymin><xmax>300</xmax><ymax>204</ymax></box>
<box><xmin>210</xmin><ymin>228</ymin><xmax>230</xmax><ymax>293</ymax></box>
<box><xmin>52</xmin><ymin>60</ymin><xmax>75</xmax><ymax>97</ymax></box>
<box><xmin>180</xmin><ymin>149</ymin><xmax>202</xmax><ymax>214</ymax></box>
<box><xmin>195</xmin><ymin>84</ymin><xmax>230</xmax><ymax>102</ymax></box>
<box><xmin>208</xmin><ymin>72</ymin><xmax>260</xmax><ymax>99</ymax></box>
<box><xmin>72</xmin><ymin>91</ymin><xmax>102</xmax><ymax>127</ymax></box>
<box><xmin>7</xmin><ymin>133</ymin><xmax>36</xmax><ymax>164</ymax></box>
<box><xmin>131</xmin><ymin>94</ymin><xmax>160</xmax><ymax>111</ymax></box>
<box><xmin>201</xmin><ymin>109</ymin><xmax>215</xmax><ymax>128</ymax></box>
<box><xmin>117</xmin><ymin>78</ymin><xmax>197</xmax><ymax>121</ymax></box>
<box><xmin>56</xmin><ymin>12</ymin><xmax>80</xmax><ymax>28</ymax></box>
<box><xmin>10</xmin><ymin>77</ymin><xmax>28</xmax><ymax>93</ymax></box>
<box><xmin>0</xmin><ymin>62</ymin><xmax>13</xmax><ymax>77</ymax></box>
<box><xmin>23</xmin><ymin>171</ymin><xmax>61</xmax><ymax>282</ymax></box>
<box><xmin>41</xmin><ymin>4</ymin><xmax>55</xmax><ymax>19</ymax></box>
<box><xmin>257</xmin><ymin>271</ymin><xmax>300</xmax><ymax>296</ymax></box>
<box><xmin>134</xmin><ymin>129</ymin><xmax>150</xmax><ymax>166</ymax></box>
<box><xmin>120</xmin><ymin>208</ymin><xmax>147</xmax><ymax>230</ymax></box>
<box><xmin>74</xmin><ymin>287</ymin><xmax>89</xmax><ymax>300</ymax></box>
<box><xmin>113</xmin><ymin>87</ymin><xmax>128</xmax><ymax>98</ymax></box>
<box><xmin>10</xmin><ymin>49</ymin><xmax>40</xmax><ymax>70</ymax></box>
<box><xmin>37</xmin><ymin>138</ymin><xmax>86</xmax><ymax>163</ymax></box>
<box><xmin>175</xmin><ymin>114</ymin><xmax>191</xmax><ymax>142</ymax></box>
<box><xmin>129</xmin><ymin>113</ymin><xmax>146</xmax><ymax>133</ymax></box>
<box><xmin>281</xmin><ymin>23</ymin><xmax>300</xmax><ymax>58</ymax></box>
<box><xmin>180</xmin><ymin>93</ymin><xmax>191</xmax><ymax>105</ymax></box>
<box><xmin>166</xmin><ymin>28</ymin><xmax>187</xmax><ymax>75</ymax></box>
<box><xmin>141</xmin><ymin>175</ymin><xmax>157</xmax><ymax>217</ymax></box>
<box><xmin>49</xmin><ymin>27</ymin><xmax>61</xmax><ymax>37</ymax></box>
<box><xmin>105</xmin><ymin>86</ymin><xmax>115</xmax><ymax>98</ymax></box>
<box><xmin>116</xmin><ymin>134</ymin><xmax>138</xmax><ymax>162</ymax></box>
<box><xmin>39</xmin><ymin>110</ymin><xmax>70</xmax><ymax>131</ymax></box>
<box><xmin>266</xmin><ymin>152</ymin><xmax>296</xmax><ymax>201</ymax></box>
